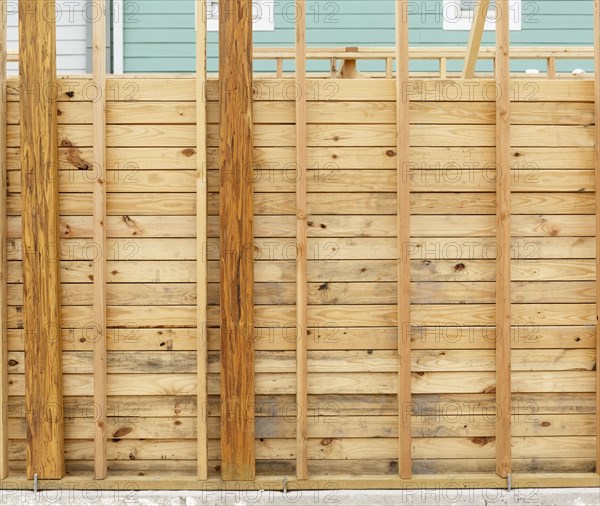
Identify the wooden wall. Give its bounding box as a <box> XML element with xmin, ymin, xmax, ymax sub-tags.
<box><xmin>2</xmin><ymin>76</ymin><xmax>598</xmax><ymax>480</ymax></box>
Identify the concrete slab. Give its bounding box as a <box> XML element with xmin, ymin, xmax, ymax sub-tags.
<box><xmin>0</xmin><ymin>487</ymin><xmax>598</xmax><ymax>505</ymax></box>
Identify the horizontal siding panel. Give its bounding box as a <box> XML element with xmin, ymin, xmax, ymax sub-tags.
<box><xmin>125</xmin><ymin>0</ymin><xmax>595</xmax><ymax>73</ymax></box>
<box><xmin>7</xmin><ymin>0</ymin><xmax>88</xmax><ymax>74</ymax></box>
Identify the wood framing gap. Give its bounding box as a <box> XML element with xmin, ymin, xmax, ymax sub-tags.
<box><xmin>295</xmin><ymin>0</ymin><xmax>308</xmax><ymax>481</ymax></box>
<box><xmin>0</xmin><ymin>0</ymin><xmax>8</xmax><ymax>480</ymax></box>
<box><xmin>463</xmin><ymin>0</ymin><xmax>491</xmax><ymax>78</ymax></box>
<box><xmin>219</xmin><ymin>0</ymin><xmax>255</xmax><ymax>481</ymax></box>
<box><xmin>495</xmin><ymin>0</ymin><xmax>512</xmax><ymax>479</ymax></box>
<box><xmin>595</xmin><ymin>0</ymin><xmax>600</xmax><ymax>477</ymax></box>
<box><xmin>396</xmin><ymin>0</ymin><xmax>412</xmax><ymax>480</ymax></box>
<box><xmin>19</xmin><ymin>0</ymin><xmax>65</xmax><ymax>479</ymax></box>
<box><xmin>196</xmin><ymin>0</ymin><xmax>209</xmax><ymax>481</ymax></box>
<box><xmin>92</xmin><ymin>0</ymin><xmax>108</xmax><ymax>480</ymax></box>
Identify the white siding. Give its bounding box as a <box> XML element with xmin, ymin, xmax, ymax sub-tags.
<box><xmin>7</xmin><ymin>0</ymin><xmax>89</xmax><ymax>75</ymax></box>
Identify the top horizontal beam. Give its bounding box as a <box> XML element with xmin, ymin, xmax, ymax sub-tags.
<box><xmin>7</xmin><ymin>47</ymin><xmax>590</xmax><ymax>63</ymax></box>
<box><xmin>254</xmin><ymin>46</ymin><xmax>595</xmax><ymax>60</ymax></box>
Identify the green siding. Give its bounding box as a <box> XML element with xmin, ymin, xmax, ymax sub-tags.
<box><xmin>123</xmin><ymin>0</ymin><xmax>595</xmax><ymax>73</ymax></box>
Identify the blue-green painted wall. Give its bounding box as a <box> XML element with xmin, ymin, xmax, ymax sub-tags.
<box><xmin>123</xmin><ymin>0</ymin><xmax>595</xmax><ymax>73</ymax></box>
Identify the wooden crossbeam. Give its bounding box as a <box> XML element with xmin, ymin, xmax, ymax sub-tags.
<box><xmin>92</xmin><ymin>0</ymin><xmax>108</xmax><ymax>480</ymax></box>
<box><xmin>196</xmin><ymin>0</ymin><xmax>209</xmax><ymax>481</ymax></box>
<box><xmin>0</xmin><ymin>0</ymin><xmax>8</xmax><ymax>479</ymax></box>
<box><xmin>295</xmin><ymin>0</ymin><xmax>308</xmax><ymax>481</ymax></box>
<box><xmin>19</xmin><ymin>0</ymin><xmax>65</xmax><ymax>479</ymax></box>
<box><xmin>253</xmin><ymin>46</ymin><xmax>594</xmax><ymax>59</ymax></box>
<box><xmin>463</xmin><ymin>0</ymin><xmax>491</xmax><ymax>78</ymax></box>
<box><xmin>594</xmin><ymin>0</ymin><xmax>600</xmax><ymax>477</ymax></box>
<box><xmin>396</xmin><ymin>0</ymin><xmax>412</xmax><ymax>480</ymax></box>
<box><xmin>219</xmin><ymin>0</ymin><xmax>255</xmax><ymax>481</ymax></box>
<box><xmin>495</xmin><ymin>0</ymin><xmax>512</xmax><ymax>479</ymax></box>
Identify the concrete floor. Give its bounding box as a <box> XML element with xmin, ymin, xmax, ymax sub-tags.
<box><xmin>1</xmin><ymin>488</ymin><xmax>598</xmax><ymax>505</ymax></box>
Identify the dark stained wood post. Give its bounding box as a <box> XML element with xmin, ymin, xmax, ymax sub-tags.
<box><xmin>19</xmin><ymin>0</ymin><xmax>65</xmax><ymax>479</ymax></box>
<box><xmin>219</xmin><ymin>0</ymin><xmax>255</xmax><ymax>481</ymax></box>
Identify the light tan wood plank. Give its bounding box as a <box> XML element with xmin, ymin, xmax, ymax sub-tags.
<box><xmin>6</xmin><ymin>323</ymin><xmax>595</xmax><ymax>353</ymax></box>
<box><xmin>496</xmin><ymin>9</ymin><xmax>512</xmax><ymax>476</ymax></box>
<box><xmin>209</xmin><ymin>124</ymin><xmax>595</xmax><ymax>149</ymax></box>
<box><xmin>0</xmin><ymin>0</ymin><xmax>7</xmax><ymax>480</ymax></box>
<box><xmin>6</xmin><ymin>77</ymin><xmax>595</xmax><ymax>103</ymax></box>
<box><xmin>410</xmin><ymin>147</ymin><xmax>595</xmax><ymax>170</ymax></box>
<box><xmin>411</xmin><ymin>280</ymin><xmax>598</xmax><ymax>304</ymax></box>
<box><xmin>5</xmin><ymin>167</ymin><xmax>598</xmax><ymax>194</ymax></box>
<box><xmin>512</xmin><ymin>281</ymin><xmax>595</xmax><ymax>303</ymax></box>
<box><xmin>6</xmin><ymin>392</ymin><xmax>590</xmax><ymax>419</ymax></box>
<box><xmin>462</xmin><ymin>0</ymin><xmax>490</xmax><ymax>78</ymax></box>
<box><xmin>410</xmin><ymin>349</ymin><xmax>596</xmax><ymax>372</ymax></box>
<box><xmin>412</xmin><ymin>259</ymin><xmax>596</xmax><ymax>282</ymax></box>
<box><xmin>396</xmin><ymin>0</ymin><xmax>412</xmax><ymax>480</ymax></box>
<box><xmin>18</xmin><ymin>413</ymin><xmax>590</xmax><ymax>440</ymax></box>
<box><xmin>6</xmin><ymin>146</ymin><xmax>596</xmax><ymax>172</ymax></box>
<box><xmin>411</xmin><ymin>325</ymin><xmax>595</xmax><ymax>350</ymax></box>
<box><xmin>10</xmin><ymin>257</ymin><xmax>588</xmax><ymax>286</ymax></box>
<box><xmin>295</xmin><ymin>0</ymin><xmax>308</xmax><ymax>480</ymax></box>
<box><xmin>91</xmin><ymin>1</ymin><xmax>108</xmax><ymax>478</ymax></box>
<box><xmin>512</xmin><ymin>437</ymin><xmax>597</xmax><ymax>459</ymax></box>
<box><xmin>511</xmin><ymin>102</ymin><xmax>595</xmax><ymax>125</ymax></box>
<box><xmin>412</xmin><ymin>304</ymin><xmax>595</xmax><ymax>326</ymax></box>
<box><xmin>5</xmin><ymin>236</ymin><xmax>595</xmax><ymax>262</ymax></box>
<box><xmin>513</xmin><ymin>372</ymin><xmax>597</xmax><ymax>393</ymax></box>
<box><xmin>594</xmin><ymin>0</ymin><xmax>600</xmax><ymax>476</ymax></box>
<box><xmin>196</xmin><ymin>0</ymin><xmax>209</xmax><ymax>480</ymax></box>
